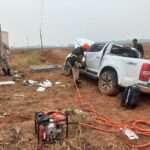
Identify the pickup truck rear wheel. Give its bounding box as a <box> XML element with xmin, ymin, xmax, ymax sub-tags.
<box><xmin>98</xmin><ymin>70</ymin><xmax>119</xmax><ymax>96</ymax></box>
<box><xmin>63</xmin><ymin>60</ymin><xmax>72</xmax><ymax>76</ymax></box>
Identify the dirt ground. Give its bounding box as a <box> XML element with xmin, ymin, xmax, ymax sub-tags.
<box><xmin>0</xmin><ymin>46</ymin><xmax>150</xmax><ymax>150</ymax></box>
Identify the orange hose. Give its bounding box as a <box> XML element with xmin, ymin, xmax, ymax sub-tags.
<box><xmin>74</xmin><ymin>82</ymin><xmax>150</xmax><ymax>149</ymax></box>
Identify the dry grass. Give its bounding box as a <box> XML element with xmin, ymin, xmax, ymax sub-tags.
<box><xmin>10</xmin><ymin>48</ymin><xmax>70</xmax><ymax>71</ymax></box>
<box><xmin>11</xmin><ymin>51</ymin><xmax>45</xmax><ymax>70</ymax></box>
<box><xmin>143</xmin><ymin>44</ymin><xmax>150</xmax><ymax>59</ymax></box>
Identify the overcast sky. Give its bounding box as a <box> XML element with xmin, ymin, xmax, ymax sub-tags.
<box><xmin>0</xmin><ymin>0</ymin><xmax>150</xmax><ymax>47</ymax></box>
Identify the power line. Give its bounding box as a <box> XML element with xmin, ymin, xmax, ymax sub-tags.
<box><xmin>40</xmin><ymin>0</ymin><xmax>45</xmax><ymax>28</ymax></box>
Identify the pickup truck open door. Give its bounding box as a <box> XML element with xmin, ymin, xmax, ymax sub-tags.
<box><xmin>85</xmin><ymin>43</ymin><xmax>109</xmax><ymax>73</ymax></box>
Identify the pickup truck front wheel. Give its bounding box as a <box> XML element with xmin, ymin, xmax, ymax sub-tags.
<box><xmin>98</xmin><ymin>70</ymin><xmax>119</xmax><ymax>96</ymax></box>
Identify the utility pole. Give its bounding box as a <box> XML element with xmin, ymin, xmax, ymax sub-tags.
<box><xmin>39</xmin><ymin>0</ymin><xmax>45</xmax><ymax>52</ymax></box>
<box><xmin>40</xmin><ymin>28</ymin><xmax>43</xmax><ymax>51</ymax></box>
<box><xmin>26</xmin><ymin>36</ymin><xmax>29</xmax><ymax>49</ymax></box>
<box><xmin>0</xmin><ymin>24</ymin><xmax>2</xmax><ymax>58</ymax></box>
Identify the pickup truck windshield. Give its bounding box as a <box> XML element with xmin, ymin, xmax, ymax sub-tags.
<box><xmin>110</xmin><ymin>45</ymin><xmax>139</xmax><ymax>58</ymax></box>
<box><xmin>89</xmin><ymin>43</ymin><xmax>106</xmax><ymax>52</ymax></box>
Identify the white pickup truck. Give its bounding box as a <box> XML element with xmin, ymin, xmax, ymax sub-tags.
<box><xmin>64</xmin><ymin>42</ymin><xmax>150</xmax><ymax>96</ymax></box>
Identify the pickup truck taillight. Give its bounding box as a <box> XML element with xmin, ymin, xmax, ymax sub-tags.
<box><xmin>139</xmin><ymin>63</ymin><xmax>150</xmax><ymax>81</ymax></box>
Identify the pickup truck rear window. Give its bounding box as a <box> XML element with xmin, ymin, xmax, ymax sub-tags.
<box><xmin>110</xmin><ymin>45</ymin><xmax>139</xmax><ymax>58</ymax></box>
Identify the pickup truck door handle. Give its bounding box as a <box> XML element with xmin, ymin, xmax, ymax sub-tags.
<box><xmin>127</xmin><ymin>62</ymin><xmax>137</xmax><ymax>65</ymax></box>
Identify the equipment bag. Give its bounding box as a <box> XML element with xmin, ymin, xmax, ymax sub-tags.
<box><xmin>121</xmin><ymin>85</ymin><xmax>140</xmax><ymax>109</ymax></box>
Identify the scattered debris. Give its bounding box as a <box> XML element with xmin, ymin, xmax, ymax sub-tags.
<box><xmin>59</xmin><ymin>84</ymin><xmax>66</xmax><ymax>88</ymax></box>
<box><xmin>0</xmin><ymin>112</ymin><xmax>9</xmax><ymax>118</ymax></box>
<box><xmin>37</xmin><ymin>80</ymin><xmax>53</xmax><ymax>92</ymax></box>
<box><xmin>23</xmin><ymin>80</ymin><xmax>38</xmax><ymax>86</ymax></box>
<box><xmin>0</xmin><ymin>81</ymin><xmax>15</xmax><ymax>86</ymax></box>
<box><xmin>39</xmin><ymin>80</ymin><xmax>53</xmax><ymax>88</ymax></box>
<box><xmin>24</xmin><ymin>79</ymin><xmax>53</xmax><ymax>92</ymax></box>
<box><xmin>121</xmin><ymin>128</ymin><xmax>139</xmax><ymax>140</ymax></box>
<box><xmin>30</xmin><ymin>64</ymin><xmax>62</xmax><ymax>72</ymax></box>
<box><xmin>12</xmin><ymin>70</ymin><xmax>25</xmax><ymax>81</ymax></box>
<box><xmin>36</xmin><ymin>87</ymin><xmax>46</xmax><ymax>92</ymax></box>
<box><xmin>24</xmin><ymin>79</ymin><xmax>67</xmax><ymax>91</ymax></box>
<box><xmin>55</xmin><ymin>81</ymin><xmax>66</xmax><ymax>88</ymax></box>
<box><xmin>13</xmin><ymin>74</ymin><xmax>24</xmax><ymax>81</ymax></box>
<box><xmin>55</xmin><ymin>81</ymin><xmax>62</xmax><ymax>85</ymax></box>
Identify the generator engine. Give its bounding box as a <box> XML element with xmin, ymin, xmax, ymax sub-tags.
<box><xmin>35</xmin><ymin>111</ymin><xmax>68</xmax><ymax>144</ymax></box>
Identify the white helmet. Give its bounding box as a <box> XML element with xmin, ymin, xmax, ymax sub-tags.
<box><xmin>74</xmin><ymin>38</ymin><xmax>94</xmax><ymax>48</ymax></box>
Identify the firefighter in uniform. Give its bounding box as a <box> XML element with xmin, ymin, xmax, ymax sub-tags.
<box><xmin>68</xmin><ymin>43</ymin><xmax>90</xmax><ymax>87</ymax></box>
<box><xmin>132</xmin><ymin>38</ymin><xmax>144</xmax><ymax>58</ymax></box>
<box><xmin>0</xmin><ymin>42</ymin><xmax>11</xmax><ymax>76</ymax></box>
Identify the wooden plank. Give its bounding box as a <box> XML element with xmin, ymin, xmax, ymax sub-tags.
<box><xmin>30</xmin><ymin>64</ymin><xmax>62</xmax><ymax>72</ymax></box>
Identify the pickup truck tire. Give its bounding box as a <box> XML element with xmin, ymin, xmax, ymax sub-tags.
<box><xmin>63</xmin><ymin>60</ymin><xmax>72</xmax><ymax>76</ymax></box>
<box><xmin>98</xmin><ymin>70</ymin><xmax>119</xmax><ymax>96</ymax></box>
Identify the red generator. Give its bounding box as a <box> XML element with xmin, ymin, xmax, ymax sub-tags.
<box><xmin>35</xmin><ymin>111</ymin><xmax>69</xmax><ymax>144</ymax></box>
